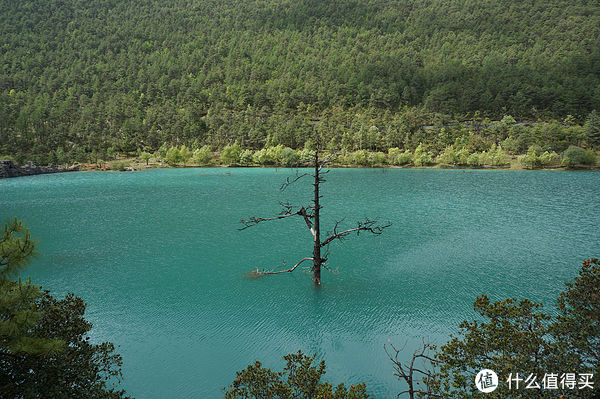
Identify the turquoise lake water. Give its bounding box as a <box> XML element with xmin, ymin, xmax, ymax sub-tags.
<box><xmin>1</xmin><ymin>168</ymin><xmax>599</xmax><ymax>398</ymax></box>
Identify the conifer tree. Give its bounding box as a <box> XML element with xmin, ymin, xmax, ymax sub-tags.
<box><xmin>0</xmin><ymin>219</ymin><xmax>131</xmax><ymax>398</ymax></box>
<box><xmin>0</xmin><ymin>218</ymin><xmax>61</xmax><ymax>356</ymax></box>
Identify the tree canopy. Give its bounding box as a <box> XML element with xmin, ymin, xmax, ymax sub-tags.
<box><xmin>429</xmin><ymin>259</ymin><xmax>600</xmax><ymax>398</ymax></box>
<box><xmin>224</xmin><ymin>351</ymin><xmax>369</xmax><ymax>399</ymax></box>
<box><xmin>0</xmin><ymin>219</ymin><xmax>131</xmax><ymax>398</ymax></box>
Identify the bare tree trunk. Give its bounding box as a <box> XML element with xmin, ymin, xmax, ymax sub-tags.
<box><xmin>312</xmin><ymin>148</ymin><xmax>322</xmax><ymax>285</ymax></box>
<box><xmin>239</xmin><ymin>139</ymin><xmax>390</xmax><ymax>285</ymax></box>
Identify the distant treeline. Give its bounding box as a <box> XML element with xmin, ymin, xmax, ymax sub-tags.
<box><xmin>4</xmin><ymin>109</ymin><xmax>600</xmax><ymax>168</ymax></box>
<box><xmin>1</xmin><ymin>0</ymin><xmax>599</xmax><ymax>161</ymax></box>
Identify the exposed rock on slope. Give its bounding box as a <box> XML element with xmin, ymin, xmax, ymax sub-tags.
<box><xmin>0</xmin><ymin>160</ymin><xmax>77</xmax><ymax>179</ymax></box>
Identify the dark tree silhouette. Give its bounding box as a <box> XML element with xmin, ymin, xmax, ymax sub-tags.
<box><xmin>385</xmin><ymin>339</ymin><xmax>439</xmax><ymax>399</ymax></box>
<box><xmin>240</xmin><ymin>146</ymin><xmax>390</xmax><ymax>285</ymax></box>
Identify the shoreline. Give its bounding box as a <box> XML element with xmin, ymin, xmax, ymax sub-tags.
<box><xmin>79</xmin><ymin>162</ymin><xmax>600</xmax><ymax>173</ymax></box>
<box><xmin>2</xmin><ymin>160</ymin><xmax>598</xmax><ymax>179</ymax></box>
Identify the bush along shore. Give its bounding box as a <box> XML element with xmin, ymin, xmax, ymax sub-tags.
<box><xmin>66</xmin><ymin>142</ymin><xmax>599</xmax><ymax>172</ymax></box>
<box><xmin>3</xmin><ymin>143</ymin><xmax>599</xmax><ymax>176</ymax></box>
<box><xmin>4</xmin><ymin>114</ymin><xmax>599</xmax><ymax>173</ymax></box>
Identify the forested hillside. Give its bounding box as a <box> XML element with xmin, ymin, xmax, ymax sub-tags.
<box><xmin>1</xmin><ymin>0</ymin><xmax>599</xmax><ymax>163</ymax></box>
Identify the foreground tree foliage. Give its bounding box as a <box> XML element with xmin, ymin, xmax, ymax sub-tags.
<box><xmin>0</xmin><ymin>218</ymin><xmax>61</xmax><ymax>357</ymax></box>
<box><xmin>552</xmin><ymin>258</ymin><xmax>600</xmax><ymax>380</ymax></box>
<box><xmin>409</xmin><ymin>258</ymin><xmax>600</xmax><ymax>399</ymax></box>
<box><xmin>0</xmin><ymin>219</ymin><xmax>130</xmax><ymax>398</ymax></box>
<box><xmin>430</xmin><ymin>296</ymin><xmax>554</xmax><ymax>398</ymax></box>
<box><xmin>1</xmin><ymin>291</ymin><xmax>130</xmax><ymax>399</ymax></box>
<box><xmin>224</xmin><ymin>351</ymin><xmax>369</xmax><ymax>399</ymax></box>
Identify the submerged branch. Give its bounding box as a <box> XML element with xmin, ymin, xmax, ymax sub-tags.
<box><xmin>247</xmin><ymin>257</ymin><xmax>314</xmax><ymax>277</ymax></box>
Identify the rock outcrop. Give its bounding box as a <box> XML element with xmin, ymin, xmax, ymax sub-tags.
<box><xmin>0</xmin><ymin>160</ymin><xmax>78</xmax><ymax>179</ymax></box>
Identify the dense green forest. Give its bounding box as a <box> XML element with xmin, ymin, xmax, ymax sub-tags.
<box><xmin>1</xmin><ymin>0</ymin><xmax>599</xmax><ymax>165</ymax></box>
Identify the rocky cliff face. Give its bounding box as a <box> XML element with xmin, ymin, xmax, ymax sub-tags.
<box><xmin>0</xmin><ymin>160</ymin><xmax>78</xmax><ymax>178</ymax></box>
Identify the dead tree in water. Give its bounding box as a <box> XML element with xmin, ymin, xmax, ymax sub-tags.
<box><xmin>239</xmin><ymin>146</ymin><xmax>390</xmax><ymax>286</ymax></box>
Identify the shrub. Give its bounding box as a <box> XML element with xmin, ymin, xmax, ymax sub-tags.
<box><xmin>279</xmin><ymin>147</ymin><xmax>300</xmax><ymax>166</ymax></box>
<box><xmin>193</xmin><ymin>146</ymin><xmax>212</xmax><ymax>165</ymax></box>
<box><xmin>491</xmin><ymin>145</ymin><xmax>509</xmax><ymax>166</ymax></box>
<box><xmin>156</xmin><ymin>143</ymin><xmax>168</xmax><ymax>161</ymax></box>
<box><xmin>478</xmin><ymin>151</ymin><xmax>491</xmax><ymax>166</ymax></box>
<box><xmin>221</xmin><ymin>143</ymin><xmax>242</xmax><ymax>165</ymax></box>
<box><xmin>388</xmin><ymin>148</ymin><xmax>412</xmax><ymax>165</ymax></box>
<box><xmin>437</xmin><ymin>146</ymin><xmax>458</xmax><ymax>165</ymax></box>
<box><xmin>339</xmin><ymin>151</ymin><xmax>354</xmax><ymax>165</ymax></box>
<box><xmin>266</xmin><ymin>145</ymin><xmax>284</xmax><ymax>163</ymax></box>
<box><xmin>299</xmin><ymin>148</ymin><xmax>315</xmax><ymax>162</ymax></box>
<box><xmin>562</xmin><ymin>145</ymin><xmax>596</xmax><ymax>167</ymax></box>
<box><xmin>387</xmin><ymin>148</ymin><xmax>402</xmax><ymax>165</ymax></box>
<box><xmin>583</xmin><ymin>149</ymin><xmax>597</xmax><ymax>165</ymax></box>
<box><xmin>455</xmin><ymin>148</ymin><xmax>470</xmax><ymax>165</ymax></box>
<box><xmin>539</xmin><ymin>151</ymin><xmax>560</xmax><ymax>166</ymax></box>
<box><xmin>397</xmin><ymin>150</ymin><xmax>412</xmax><ymax>165</ymax></box>
<box><xmin>413</xmin><ymin>144</ymin><xmax>432</xmax><ymax>166</ymax></box>
<box><xmin>165</xmin><ymin>146</ymin><xmax>181</xmax><ymax>165</ymax></box>
<box><xmin>239</xmin><ymin>149</ymin><xmax>254</xmax><ymax>165</ymax></box>
<box><xmin>253</xmin><ymin>148</ymin><xmax>276</xmax><ymax>165</ymax></box>
<box><xmin>109</xmin><ymin>161</ymin><xmax>128</xmax><ymax>171</ymax></box>
<box><xmin>368</xmin><ymin>151</ymin><xmax>386</xmax><ymax>166</ymax></box>
<box><xmin>353</xmin><ymin>150</ymin><xmax>369</xmax><ymax>166</ymax></box>
<box><xmin>179</xmin><ymin>145</ymin><xmax>191</xmax><ymax>166</ymax></box>
<box><xmin>466</xmin><ymin>152</ymin><xmax>480</xmax><ymax>166</ymax></box>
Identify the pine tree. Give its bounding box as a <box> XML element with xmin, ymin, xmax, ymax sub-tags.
<box><xmin>0</xmin><ymin>219</ymin><xmax>131</xmax><ymax>398</ymax></box>
<box><xmin>584</xmin><ymin>110</ymin><xmax>600</xmax><ymax>147</ymax></box>
<box><xmin>0</xmin><ymin>218</ymin><xmax>62</xmax><ymax>356</ymax></box>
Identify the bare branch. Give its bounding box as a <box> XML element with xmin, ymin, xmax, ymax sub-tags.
<box><xmin>317</xmin><ymin>165</ymin><xmax>330</xmax><ymax>174</ymax></box>
<box><xmin>321</xmin><ymin>218</ymin><xmax>391</xmax><ymax>247</ymax></box>
<box><xmin>239</xmin><ymin>201</ymin><xmax>306</xmax><ymax>230</ymax></box>
<box><xmin>280</xmin><ymin>171</ymin><xmax>312</xmax><ymax>191</ymax></box>
<box><xmin>239</xmin><ymin>202</ymin><xmax>318</xmax><ymax>241</ymax></box>
<box><xmin>321</xmin><ymin>263</ymin><xmax>340</xmax><ymax>275</ymax></box>
<box><xmin>385</xmin><ymin>339</ymin><xmax>440</xmax><ymax>399</ymax></box>
<box><xmin>248</xmin><ymin>257</ymin><xmax>314</xmax><ymax>277</ymax></box>
<box><xmin>239</xmin><ymin>211</ymin><xmax>302</xmax><ymax>230</ymax></box>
